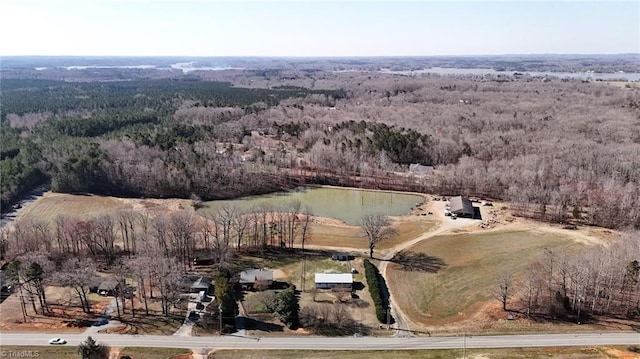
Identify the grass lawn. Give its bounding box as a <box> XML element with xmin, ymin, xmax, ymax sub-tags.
<box><xmin>102</xmin><ymin>312</ymin><xmax>185</xmax><ymax>335</ymax></box>
<box><xmin>17</xmin><ymin>192</ymin><xmax>132</xmax><ymax>223</ymax></box>
<box><xmin>208</xmin><ymin>346</ymin><xmax>638</xmax><ymax>359</ymax></box>
<box><xmin>0</xmin><ymin>346</ymin><xmax>78</xmax><ymax>359</ymax></box>
<box><xmin>118</xmin><ymin>347</ymin><xmax>192</xmax><ymax>359</ymax></box>
<box><xmin>385</xmin><ymin>228</ymin><xmax>583</xmax><ymax>328</ymax></box>
<box><xmin>305</xmin><ymin>220</ymin><xmax>436</xmax><ymax>253</ymax></box>
<box><xmin>278</xmin><ymin>256</ymin><xmax>353</xmax><ymax>289</ymax></box>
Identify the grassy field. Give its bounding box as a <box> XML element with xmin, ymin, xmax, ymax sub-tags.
<box><xmin>0</xmin><ymin>346</ymin><xmax>78</xmax><ymax>359</ymax></box>
<box><xmin>208</xmin><ymin>346</ymin><xmax>639</xmax><ymax>359</ymax></box>
<box><xmin>304</xmin><ymin>219</ymin><xmax>436</xmax><ymax>253</ymax></box>
<box><xmin>16</xmin><ymin>192</ymin><xmax>133</xmax><ymax>223</ymax></box>
<box><xmin>385</xmin><ymin>228</ymin><xmax>583</xmax><ymax>329</ymax></box>
<box><xmin>118</xmin><ymin>347</ymin><xmax>192</xmax><ymax>359</ymax></box>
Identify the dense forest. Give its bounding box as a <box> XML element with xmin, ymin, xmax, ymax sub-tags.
<box><xmin>1</xmin><ymin>61</ymin><xmax>640</xmax><ymax>230</ymax></box>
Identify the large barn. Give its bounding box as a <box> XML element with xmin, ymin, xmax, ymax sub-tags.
<box><xmin>449</xmin><ymin>196</ymin><xmax>475</xmax><ymax>218</ymax></box>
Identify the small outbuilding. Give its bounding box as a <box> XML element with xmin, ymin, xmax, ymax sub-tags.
<box><xmin>449</xmin><ymin>196</ymin><xmax>475</xmax><ymax>218</ymax></box>
<box><xmin>315</xmin><ymin>273</ymin><xmax>353</xmax><ymax>290</ymax></box>
<box><xmin>240</xmin><ymin>269</ymin><xmax>274</xmax><ymax>289</ymax></box>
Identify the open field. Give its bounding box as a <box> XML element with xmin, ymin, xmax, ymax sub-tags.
<box><xmin>385</xmin><ymin>225</ymin><xmax>594</xmax><ymax>332</ymax></box>
<box><xmin>303</xmin><ymin>219</ymin><xmax>436</xmax><ymax>253</ymax></box>
<box><xmin>0</xmin><ymin>347</ymin><xmax>193</xmax><ymax>359</ymax></box>
<box><xmin>208</xmin><ymin>346</ymin><xmax>640</xmax><ymax>359</ymax></box>
<box><xmin>0</xmin><ymin>346</ymin><xmax>78</xmax><ymax>359</ymax></box>
<box><xmin>117</xmin><ymin>346</ymin><xmax>192</xmax><ymax>359</ymax></box>
<box><xmin>15</xmin><ymin>192</ymin><xmax>133</xmax><ymax>223</ymax></box>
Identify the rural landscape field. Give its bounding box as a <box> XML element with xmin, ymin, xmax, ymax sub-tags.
<box><xmin>2</xmin><ymin>0</ymin><xmax>640</xmax><ymax>358</ymax></box>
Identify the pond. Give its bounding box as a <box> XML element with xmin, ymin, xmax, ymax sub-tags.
<box><xmin>200</xmin><ymin>187</ymin><xmax>424</xmax><ymax>225</ymax></box>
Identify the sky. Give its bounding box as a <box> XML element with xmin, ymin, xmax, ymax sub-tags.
<box><xmin>1</xmin><ymin>1</ymin><xmax>638</xmax><ymax>57</ymax></box>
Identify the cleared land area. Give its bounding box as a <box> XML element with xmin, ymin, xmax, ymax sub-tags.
<box><xmin>385</xmin><ymin>225</ymin><xmax>603</xmax><ymax>333</ymax></box>
<box><xmin>15</xmin><ymin>192</ymin><xmax>133</xmax><ymax>222</ymax></box>
<box><xmin>304</xmin><ymin>219</ymin><xmax>436</xmax><ymax>253</ymax></box>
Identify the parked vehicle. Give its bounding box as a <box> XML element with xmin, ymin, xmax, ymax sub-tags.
<box><xmin>49</xmin><ymin>338</ymin><xmax>67</xmax><ymax>345</ymax></box>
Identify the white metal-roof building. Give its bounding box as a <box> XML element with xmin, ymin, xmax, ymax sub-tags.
<box><xmin>315</xmin><ymin>273</ymin><xmax>353</xmax><ymax>289</ymax></box>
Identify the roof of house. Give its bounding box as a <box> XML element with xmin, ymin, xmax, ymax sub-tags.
<box><xmin>190</xmin><ymin>276</ymin><xmax>213</xmax><ymax>289</ymax></box>
<box><xmin>315</xmin><ymin>273</ymin><xmax>353</xmax><ymax>284</ymax></box>
<box><xmin>98</xmin><ymin>277</ymin><xmax>120</xmax><ymax>291</ymax></box>
<box><xmin>240</xmin><ymin>269</ymin><xmax>274</xmax><ymax>283</ymax></box>
<box><xmin>449</xmin><ymin>196</ymin><xmax>474</xmax><ymax>216</ymax></box>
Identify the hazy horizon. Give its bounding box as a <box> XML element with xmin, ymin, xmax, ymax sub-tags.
<box><xmin>1</xmin><ymin>1</ymin><xmax>638</xmax><ymax>57</ymax></box>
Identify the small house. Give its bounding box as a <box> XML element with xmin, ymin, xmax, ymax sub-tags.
<box><xmin>315</xmin><ymin>273</ymin><xmax>353</xmax><ymax>290</ymax></box>
<box><xmin>97</xmin><ymin>277</ymin><xmax>122</xmax><ymax>297</ymax></box>
<box><xmin>409</xmin><ymin>164</ymin><xmax>434</xmax><ymax>176</ymax></box>
<box><xmin>239</xmin><ymin>269</ymin><xmax>274</xmax><ymax>289</ymax></box>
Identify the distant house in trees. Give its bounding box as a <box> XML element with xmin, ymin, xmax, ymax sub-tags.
<box><xmin>408</xmin><ymin>164</ymin><xmax>434</xmax><ymax>176</ymax></box>
<box><xmin>315</xmin><ymin>273</ymin><xmax>353</xmax><ymax>290</ymax></box>
<box><xmin>97</xmin><ymin>277</ymin><xmax>122</xmax><ymax>297</ymax></box>
<box><xmin>449</xmin><ymin>196</ymin><xmax>476</xmax><ymax>218</ymax></box>
<box><xmin>239</xmin><ymin>269</ymin><xmax>274</xmax><ymax>289</ymax></box>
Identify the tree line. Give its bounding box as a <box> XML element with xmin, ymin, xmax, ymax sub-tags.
<box><xmin>497</xmin><ymin>233</ymin><xmax>640</xmax><ymax>321</ymax></box>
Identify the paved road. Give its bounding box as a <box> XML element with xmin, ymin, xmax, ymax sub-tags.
<box><xmin>0</xmin><ymin>332</ymin><xmax>638</xmax><ymax>350</ymax></box>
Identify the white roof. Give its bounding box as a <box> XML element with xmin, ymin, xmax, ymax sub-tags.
<box><xmin>315</xmin><ymin>273</ymin><xmax>353</xmax><ymax>284</ymax></box>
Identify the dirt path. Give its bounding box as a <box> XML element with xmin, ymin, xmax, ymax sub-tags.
<box><xmin>377</xmin><ymin>199</ymin><xmax>479</xmax><ymax>336</ymax></box>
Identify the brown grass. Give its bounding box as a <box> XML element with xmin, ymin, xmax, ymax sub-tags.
<box><xmin>304</xmin><ymin>220</ymin><xmax>435</xmax><ymax>253</ymax></box>
<box><xmin>117</xmin><ymin>347</ymin><xmax>192</xmax><ymax>359</ymax></box>
<box><xmin>208</xmin><ymin>346</ymin><xmax>639</xmax><ymax>359</ymax></box>
<box><xmin>385</xmin><ymin>228</ymin><xmax>583</xmax><ymax>330</ymax></box>
<box><xmin>17</xmin><ymin>192</ymin><xmax>133</xmax><ymax>223</ymax></box>
<box><xmin>0</xmin><ymin>285</ymin><xmax>112</xmax><ymax>333</ymax></box>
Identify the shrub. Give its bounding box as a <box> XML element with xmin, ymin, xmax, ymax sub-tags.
<box><xmin>363</xmin><ymin>259</ymin><xmax>387</xmax><ymax>323</ymax></box>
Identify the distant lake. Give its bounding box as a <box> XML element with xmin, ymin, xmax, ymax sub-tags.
<box><xmin>379</xmin><ymin>67</ymin><xmax>640</xmax><ymax>81</ymax></box>
<box><xmin>200</xmin><ymin>187</ymin><xmax>424</xmax><ymax>225</ymax></box>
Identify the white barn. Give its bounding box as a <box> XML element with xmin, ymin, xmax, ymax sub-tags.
<box><xmin>315</xmin><ymin>273</ymin><xmax>353</xmax><ymax>290</ymax></box>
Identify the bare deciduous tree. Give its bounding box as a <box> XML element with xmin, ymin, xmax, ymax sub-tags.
<box><xmin>495</xmin><ymin>271</ymin><xmax>513</xmax><ymax>311</ymax></box>
<box><xmin>358</xmin><ymin>213</ymin><xmax>396</xmax><ymax>259</ymax></box>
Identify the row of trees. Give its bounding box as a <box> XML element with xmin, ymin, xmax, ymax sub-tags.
<box><xmin>497</xmin><ymin>233</ymin><xmax>640</xmax><ymax>320</ymax></box>
<box><xmin>2</xmin><ymin>201</ymin><xmax>313</xmax><ymax>268</ymax></box>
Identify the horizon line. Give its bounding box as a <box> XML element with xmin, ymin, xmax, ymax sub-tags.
<box><xmin>3</xmin><ymin>53</ymin><xmax>640</xmax><ymax>58</ymax></box>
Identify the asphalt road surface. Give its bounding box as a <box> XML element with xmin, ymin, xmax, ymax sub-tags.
<box><xmin>1</xmin><ymin>332</ymin><xmax>638</xmax><ymax>350</ymax></box>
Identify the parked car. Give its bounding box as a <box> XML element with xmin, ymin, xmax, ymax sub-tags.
<box><xmin>48</xmin><ymin>338</ymin><xmax>67</xmax><ymax>345</ymax></box>
<box><xmin>93</xmin><ymin>317</ymin><xmax>109</xmax><ymax>326</ymax></box>
<box><xmin>444</xmin><ymin>210</ymin><xmax>452</xmax><ymax>216</ymax></box>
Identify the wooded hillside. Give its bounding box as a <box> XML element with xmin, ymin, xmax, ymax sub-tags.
<box><xmin>2</xmin><ymin>68</ymin><xmax>639</xmax><ymax>229</ymax></box>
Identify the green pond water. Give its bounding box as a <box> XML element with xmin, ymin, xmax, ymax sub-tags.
<box><xmin>200</xmin><ymin>187</ymin><xmax>424</xmax><ymax>225</ymax></box>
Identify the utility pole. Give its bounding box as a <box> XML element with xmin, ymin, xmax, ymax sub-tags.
<box><xmin>218</xmin><ymin>304</ymin><xmax>223</xmax><ymax>335</ymax></box>
<box><xmin>386</xmin><ymin>308</ymin><xmax>390</xmax><ymax>330</ymax></box>
<box><xmin>463</xmin><ymin>332</ymin><xmax>466</xmax><ymax>359</ymax></box>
